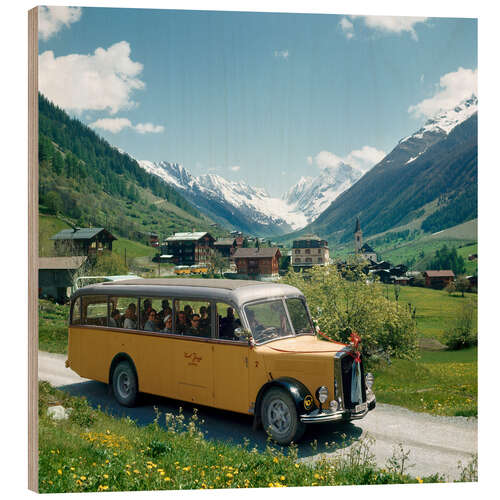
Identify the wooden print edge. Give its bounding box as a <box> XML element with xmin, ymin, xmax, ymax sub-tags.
<box><xmin>28</xmin><ymin>5</ymin><xmax>39</xmax><ymax>493</ymax></box>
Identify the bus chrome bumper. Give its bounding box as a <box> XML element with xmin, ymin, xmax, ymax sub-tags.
<box><xmin>300</xmin><ymin>393</ymin><xmax>376</xmax><ymax>424</ymax></box>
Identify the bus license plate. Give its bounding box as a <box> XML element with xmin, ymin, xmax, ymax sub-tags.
<box><xmin>355</xmin><ymin>402</ymin><xmax>367</xmax><ymax>413</ymax></box>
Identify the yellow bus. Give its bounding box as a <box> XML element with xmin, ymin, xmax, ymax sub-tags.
<box><xmin>174</xmin><ymin>265</ymin><xmax>191</xmax><ymax>275</ymax></box>
<box><xmin>67</xmin><ymin>278</ymin><xmax>375</xmax><ymax>444</ymax></box>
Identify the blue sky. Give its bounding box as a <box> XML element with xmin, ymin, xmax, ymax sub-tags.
<box><xmin>38</xmin><ymin>7</ymin><xmax>477</xmax><ymax>196</ymax></box>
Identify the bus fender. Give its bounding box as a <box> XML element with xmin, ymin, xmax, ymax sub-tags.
<box><xmin>108</xmin><ymin>352</ymin><xmax>139</xmax><ymax>390</ymax></box>
<box><xmin>253</xmin><ymin>377</ymin><xmax>316</xmax><ymax>430</ymax></box>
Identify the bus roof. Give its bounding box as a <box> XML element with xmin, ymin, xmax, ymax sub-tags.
<box><xmin>71</xmin><ymin>278</ymin><xmax>304</xmax><ymax>308</ymax></box>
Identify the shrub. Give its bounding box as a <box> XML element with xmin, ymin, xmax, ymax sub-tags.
<box><xmin>283</xmin><ymin>265</ymin><xmax>418</xmax><ymax>360</ymax></box>
<box><xmin>443</xmin><ymin>300</ymin><xmax>477</xmax><ymax>350</ymax></box>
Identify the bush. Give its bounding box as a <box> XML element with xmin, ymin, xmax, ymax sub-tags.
<box><xmin>283</xmin><ymin>264</ymin><xmax>418</xmax><ymax>360</ymax></box>
<box><xmin>91</xmin><ymin>252</ymin><xmax>129</xmax><ymax>276</ymax></box>
<box><xmin>443</xmin><ymin>300</ymin><xmax>477</xmax><ymax>350</ymax></box>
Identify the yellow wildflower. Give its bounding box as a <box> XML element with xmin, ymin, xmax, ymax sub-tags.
<box><xmin>164</xmin><ymin>477</ymin><xmax>171</xmax><ymax>482</ymax></box>
<box><xmin>273</xmin><ymin>457</ymin><xmax>279</xmax><ymax>463</ymax></box>
<box><xmin>103</xmin><ymin>474</ymin><xmax>109</xmax><ymax>479</ymax></box>
<box><xmin>57</xmin><ymin>469</ymin><xmax>62</xmax><ymax>475</ymax></box>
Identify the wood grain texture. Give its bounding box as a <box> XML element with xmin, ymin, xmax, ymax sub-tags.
<box><xmin>28</xmin><ymin>5</ymin><xmax>39</xmax><ymax>493</ymax></box>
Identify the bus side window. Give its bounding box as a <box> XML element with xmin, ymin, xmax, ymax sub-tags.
<box><xmin>82</xmin><ymin>296</ymin><xmax>108</xmax><ymax>326</ymax></box>
<box><xmin>216</xmin><ymin>303</ymin><xmax>242</xmax><ymax>341</ymax></box>
<box><xmin>71</xmin><ymin>297</ymin><xmax>81</xmax><ymax>325</ymax></box>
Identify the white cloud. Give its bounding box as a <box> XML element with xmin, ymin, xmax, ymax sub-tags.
<box><xmin>273</xmin><ymin>50</ymin><xmax>289</xmax><ymax>60</ymax></box>
<box><xmin>359</xmin><ymin>16</ymin><xmax>428</xmax><ymax>40</ymax></box>
<box><xmin>38</xmin><ymin>6</ymin><xmax>82</xmax><ymax>41</ymax></box>
<box><xmin>90</xmin><ymin>118</ymin><xmax>132</xmax><ymax>133</ymax></box>
<box><xmin>229</xmin><ymin>166</ymin><xmax>241</xmax><ymax>172</ymax></box>
<box><xmin>312</xmin><ymin>146</ymin><xmax>386</xmax><ymax>173</ymax></box>
<box><xmin>90</xmin><ymin>117</ymin><xmax>164</xmax><ymax>134</ymax></box>
<box><xmin>39</xmin><ymin>41</ymin><xmax>145</xmax><ymax>115</ymax></box>
<box><xmin>344</xmin><ymin>16</ymin><xmax>428</xmax><ymax>41</ymax></box>
<box><xmin>306</xmin><ymin>156</ymin><xmax>313</xmax><ymax>165</ymax></box>
<box><xmin>339</xmin><ymin>17</ymin><xmax>354</xmax><ymax>39</ymax></box>
<box><xmin>408</xmin><ymin>67</ymin><xmax>478</xmax><ymax>119</ymax></box>
<box><xmin>134</xmin><ymin>123</ymin><xmax>165</xmax><ymax>134</ymax></box>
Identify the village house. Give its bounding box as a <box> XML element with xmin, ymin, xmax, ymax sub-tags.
<box><xmin>291</xmin><ymin>234</ymin><xmax>329</xmax><ymax>270</ymax></box>
<box><xmin>162</xmin><ymin>231</ymin><xmax>215</xmax><ymax>265</ymax></box>
<box><xmin>423</xmin><ymin>270</ymin><xmax>455</xmax><ymax>289</ymax></box>
<box><xmin>39</xmin><ymin>256</ymin><xmax>88</xmax><ymax>303</ymax></box>
<box><xmin>213</xmin><ymin>238</ymin><xmax>238</xmax><ymax>259</ymax></box>
<box><xmin>51</xmin><ymin>227</ymin><xmax>116</xmax><ymax>257</ymax></box>
<box><xmin>233</xmin><ymin>247</ymin><xmax>281</xmax><ymax>280</ymax></box>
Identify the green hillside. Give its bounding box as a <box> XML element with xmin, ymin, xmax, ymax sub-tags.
<box><xmin>38</xmin><ymin>94</ymin><xmax>224</xmax><ymax>247</ymax></box>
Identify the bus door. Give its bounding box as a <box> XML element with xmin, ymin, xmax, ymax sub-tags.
<box><xmin>212</xmin><ymin>302</ymin><xmax>250</xmax><ymax>414</ymax></box>
<box><xmin>171</xmin><ymin>299</ymin><xmax>214</xmax><ymax>407</ymax></box>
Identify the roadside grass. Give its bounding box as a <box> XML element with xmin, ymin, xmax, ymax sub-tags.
<box><xmin>39</xmin><ymin>300</ymin><xmax>68</xmax><ymax>354</ymax></box>
<box><xmin>39</xmin><ymin>381</ymin><xmax>448</xmax><ymax>493</ymax></box>
<box><xmin>381</xmin><ymin>285</ymin><xmax>477</xmax><ymax>340</ymax></box>
<box><xmin>371</xmin><ymin>347</ymin><xmax>477</xmax><ymax>417</ymax></box>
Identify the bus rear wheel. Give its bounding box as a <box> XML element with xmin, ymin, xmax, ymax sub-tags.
<box><xmin>112</xmin><ymin>360</ymin><xmax>138</xmax><ymax>407</ymax></box>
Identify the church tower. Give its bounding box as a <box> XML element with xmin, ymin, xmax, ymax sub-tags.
<box><xmin>354</xmin><ymin>217</ymin><xmax>362</xmax><ymax>253</ymax></box>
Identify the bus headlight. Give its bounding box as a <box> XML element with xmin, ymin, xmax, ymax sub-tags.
<box><xmin>316</xmin><ymin>386</ymin><xmax>329</xmax><ymax>404</ymax></box>
<box><xmin>365</xmin><ymin>372</ymin><xmax>374</xmax><ymax>390</ymax></box>
<box><xmin>329</xmin><ymin>400</ymin><xmax>339</xmax><ymax>411</ymax></box>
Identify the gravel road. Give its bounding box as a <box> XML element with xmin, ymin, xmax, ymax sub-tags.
<box><xmin>38</xmin><ymin>351</ymin><xmax>477</xmax><ymax>481</ymax></box>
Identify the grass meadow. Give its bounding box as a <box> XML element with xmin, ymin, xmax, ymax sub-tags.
<box><xmin>39</xmin><ymin>381</ymin><xmax>454</xmax><ymax>493</ymax></box>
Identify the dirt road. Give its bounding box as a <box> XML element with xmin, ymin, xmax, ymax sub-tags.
<box><xmin>38</xmin><ymin>351</ymin><xmax>477</xmax><ymax>480</ymax></box>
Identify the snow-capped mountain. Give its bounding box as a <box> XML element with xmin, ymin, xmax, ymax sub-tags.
<box><xmin>283</xmin><ymin>162</ymin><xmax>363</xmax><ymax>223</ymax></box>
<box><xmin>138</xmin><ymin>160</ymin><xmax>308</xmax><ymax>235</ymax></box>
<box><xmin>399</xmin><ymin>94</ymin><xmax>477</xmax><ymax>165</ymax></box>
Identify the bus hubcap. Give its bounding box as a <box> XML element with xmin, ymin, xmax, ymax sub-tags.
<box><xmin>117</xmin><ymin>372</ymin><xmax>130</xmax><ymax>398</ymax></box>
<box><xmin>267</xmin><ymin>399</ymin><xmax>291</xmax><ymax>434</ymax></box>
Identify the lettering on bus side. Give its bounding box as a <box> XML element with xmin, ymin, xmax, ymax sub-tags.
<box><xmin>184</xmin><ymin>352</ymin><xmax>202</xmax><ymax>366</ymax></box>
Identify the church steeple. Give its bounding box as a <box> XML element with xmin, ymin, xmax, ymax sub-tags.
<box><xmin>354</xmin><ymin>217</ymin><xmax>363</xmax><ymax>253</ymax></box>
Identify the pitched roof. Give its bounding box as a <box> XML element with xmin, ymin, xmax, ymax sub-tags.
<box><xmin>360</xmin><ymin>243</ymin><xmax>375</xmax><ymax>253</ymax></box>
<box><xmin>50</xmin><ymin>228</ymin><xmax>116</xmax><ymax>241</ymax></box>
<box><xmin>424</xmin><ymin>270</ymin><xmax>455</xmax><ymax>277</ymax></box>
<box><xmin>214</xmin><ymin>238</ymin><xmax>236</xmax><ymax>246</ymax></box>
<box><xmin>39</xmin><ymin>256</ymin><xmax>87</xmax><ymax>270</ymax></box>
<box><xmin>233</xmin><ymin>247</ymin><xmax>281</xmax><ymax>259</ymax></box>
<box><xmin>164</xmin><ymin>232</ymin><xmax>211</xmax><ymax>242</ymax></box>
<box><xmin>293</xmin><ymin>233</ymin><xmax>322</xmax><ymax>241</ymax></box>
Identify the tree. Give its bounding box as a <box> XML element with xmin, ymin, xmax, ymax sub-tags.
<box><xmin>44</xmin><ymin>190</ymin><xmax>63</xmax><ymax>214</ymax></box>
<box><xmin>208</xmin><ymin>252</ymin><xmax>229</xmax><ymax>277</ymax></box>
<box><xmin>456</xmin><ymin>276</ymin><xmax>470</xmax><ymax>297</ymax></box>
<box><xmin>283</xmin><ymin>264</ymin><xmax>418</xmax><ymax>361</ymax></box>
<box><xmin>429</xmin><ymin>244</ymin><xmax>466</xmax><ymax>275</ymax></box>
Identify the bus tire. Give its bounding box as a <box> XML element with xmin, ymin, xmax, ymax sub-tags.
<box><xmin>261</xmin><ymin>387</ymin><xmax>305</xmax><ymax>445</ymax></box>
<box><xmin>112</xmin><ymin>360</ymin><xmax>138</xmax><ymax>407</ymax></box>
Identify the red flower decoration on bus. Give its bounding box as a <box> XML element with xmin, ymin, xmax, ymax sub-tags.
<box><xmin>348</xmin><ymin>332</ymin><xmax>362</xmax><ymax>363</ymax></box>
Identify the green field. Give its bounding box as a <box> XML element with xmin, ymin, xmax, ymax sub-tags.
<box><xmin>372</xmin><ymin>347</ymin><xmax>477</xmax><ymax>417</ymax></box>
<box><xmin>113</xmin><ymin>238</ymin><xmax>157</xmax><ymax>261</ymax></box>
<box><xmin>39</xmin><ymin>300</ymin><xmax>68</xmax><ymax>354</ymax></box>
<box><xmin>39</xmin><ymin>214</ymin><xmax>72</xmax><ymax>257</ymax></box>
<box><xmin>39</xmin><ymin>381</ymin><xmax>449</xmax><ymax>493</ymax></box>
<box><xmin>382</xmin><ymin>285</ymin><xmax>477</xmax><ymax>340</ymax></box>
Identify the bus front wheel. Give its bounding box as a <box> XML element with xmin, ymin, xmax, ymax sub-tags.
<box><xmin>112</xmin><ymin>360</ymin><xmax>138</xmax><ymax>407</ymax></box>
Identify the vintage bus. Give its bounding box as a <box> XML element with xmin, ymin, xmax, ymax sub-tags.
<box><xmin>67</xmin><ymin>278</ymin><xmax>375</xmax><ymax>444</ymax></box>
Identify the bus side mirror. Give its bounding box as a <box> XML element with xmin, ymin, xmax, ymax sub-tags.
<box><xmin>234</xmin><ymin>327</ymin><xmax>254</xmax><ymax>346</ymax></box>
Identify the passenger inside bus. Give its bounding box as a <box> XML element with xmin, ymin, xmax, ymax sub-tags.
<box><xmin>144</xmin><ymin>309</ymin><xmax>157</xmax><ymax>332</ymax></box>
<box><xmin>163</xmin><ymin>314</ymin><xmax>173</xmax><ymax>334</ymax></box>
<box><xmin>123</xmin><ymin>303</ymin><xmax>137</xmax><ymax>329</ymax></box>
<box><xmin>109</xmin><ymin>309</ymin><xmax>122</xmax><ymax>328</ymax></box>
<box><xmin>176</xmin><ymin>311</ymin><xmax>189</xmax><ymax>334</ymax></box>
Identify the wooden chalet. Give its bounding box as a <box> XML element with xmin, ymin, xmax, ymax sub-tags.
<box><xmin>233</xmin><ymin>247</ymin><xmax>281</xmax><ymax>280</ymax></box>
<box><xmin>423</xmin><ymin>270</ymin><xmax>455</xmax><ymax>289</ymax></box>
<box><xmin>214</xmin><ymin>238</ymin><xmax>238</xmax><ymax>259</ymax></box>
<box><xmin>51</xmin><ymin>227</ymin><xmax>116</xmax><ymax>256</ymax></box>
<box><xmin>163</xmin><ymin>232</ymin><xmax>215</xmax><ymax>265</ymax></box>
